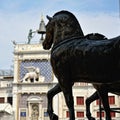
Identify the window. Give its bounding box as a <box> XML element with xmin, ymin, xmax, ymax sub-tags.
<box><xmin>44</xmin><ymin>112</ymin><xmax>49</xmax><ymax>117</ymax></box>
<box><xmin>76</xmin><ymin>97</ymin><xmax>84</xmax><ymax>105</ymax></box>
<box><xmin>80</xmin><ymin>82</ymin><xmax>88</xmax><ymax>86</ymax></box>
<box><xmin>96</xmin><ymin>99</ymin><xmax>102</xmax><ymax>105</ymax></box>
<box><xmin>109</xmin><ymin>96</ymin><xmax>115</xmax><ymax>105</ymax></box>
<box><xmin>66</xmin><ymin>111</ymin><xmax>69</xmax><ymax>118</ymax></box>
<box><xmin>97</xmin><ymin>111</ymin><xmax>115</xmax><ymax>118</ymax></box>
<box><xmin>0</xmin><ymin>97</ymin><xmax>4</xmax><ymax>103</ymax></box>
<box><xmin>77</xmin><ymin>111</ymin><xmax>84</xmax><ymax>117</ymax></box>
<box><xmin>110</xmin><ymin>112</ymin><xmax>115</xmax><ymax>117</ymax></box>
<box><xmin>7</xmin><ymin>97</ymin><xmax>13</xmax><ymax>105</ymax></box>
<box><xmin>97</xmin><ymin>112</ymin><xmax>104</xmax><ymax>117</ymax></box>
<box><xmin>96</xmin><ymin>96</ymin><xmax>115</xmax><ymax>105</ymax></box>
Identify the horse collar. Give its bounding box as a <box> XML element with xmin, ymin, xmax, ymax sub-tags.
<box><xmin>51</xmin><ymin>36</ymin><xmax>84</xmax><ymax>53</ymax></box>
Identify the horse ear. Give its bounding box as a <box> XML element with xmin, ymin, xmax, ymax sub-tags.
<box><xmin>46</xmin><ymin>15</ymin><xmax>52</xmax><ymax>21</ymax></box>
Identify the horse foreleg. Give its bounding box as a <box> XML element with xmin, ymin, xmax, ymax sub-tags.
<box><xmin>63</xmin><ymin>85</ymin><xmax>75</xmax><ymax>120</ymax></box>
<box><xmin>86</xmin><ymin>91</ymin><xmax>99</xmax><ymax>120</ymax></box>
<box><xmin>47</xmin><ymin>83</ymin><xmax>62</xmax><ymax>120</ymax></box>
<box><xmin>97</xmin><ymin>89</ymin><xmax>111</xmax><ymax>120</ymax></box>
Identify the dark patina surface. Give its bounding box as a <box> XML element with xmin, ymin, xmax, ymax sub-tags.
<box><xmin>43</xmin><ymin>10</ymin><xmax>120</xmax><ymax>120</ymax></box>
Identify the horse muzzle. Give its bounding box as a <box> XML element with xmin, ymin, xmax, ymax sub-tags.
<box><xmin>42</xmin><ymin>41</ymin><xmax>51</xmax><ymax>50</ymax></box>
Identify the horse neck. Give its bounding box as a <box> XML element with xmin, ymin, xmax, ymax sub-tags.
<box><xmin>53</xmin><ymin>23</ymin><xmax>84</xmax><ymax>45</ymax></box>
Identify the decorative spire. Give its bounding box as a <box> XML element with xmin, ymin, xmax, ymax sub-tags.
<box><xmin>37</xmin><ymin>14</ymin><xmax>46</xmax><ymax>41</ymax></box>
<box><xmin>37</xmin><ymin>14</ymin><xmax>46</xmax><ymax>34</ymax></box>
<box><xmin>41</xmin><ymin>13</ymin><xmax>44</xmax><ymax>21</ymax></box>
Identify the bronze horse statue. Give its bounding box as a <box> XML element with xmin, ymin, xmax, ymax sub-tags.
<box><xmin>42</xmin><ymin>10</ymin><xmax>120</xmax><ymax>120</ymax></box>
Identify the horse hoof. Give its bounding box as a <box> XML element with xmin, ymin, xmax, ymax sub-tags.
<box><xmin>51</xmin><ymin>113</ymin><xmax>58</xmax><ymax>120</ymax></box>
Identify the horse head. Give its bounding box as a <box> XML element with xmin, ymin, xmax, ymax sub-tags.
<box><xmin>42</xmin><ymin>15</ymin><xmax>54</xmax><ymax>50</ymax></box>
<box><xmin>42</xmin><ymin>10</ymin><xmax>84</xmax><ymax>50</ymax></box>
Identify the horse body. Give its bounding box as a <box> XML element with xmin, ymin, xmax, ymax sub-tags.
<box><xmin>43</xmin><ymin>10</ymin><xmax>120</xmax><ymax>120</ymax></box>
<box><xmin>51</xmin><ymin>36</ymin><xmax>120</xmax><ymax>84</ymax></box>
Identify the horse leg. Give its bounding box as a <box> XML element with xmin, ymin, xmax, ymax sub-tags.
<box><xmin>97</xmin><ymin>89</ymin><xmax>111</xmax><ymax>120</ymax></box>
<box><xmin>47</xmin><ymin>83</ymin><xmax>62</xmax><ymax>120</ymax></box>
<box><xmin>62</xmin><ymin>85</ymin><xmax>75</xmax><ymax>120</ymax></box>
<box><xmin>86</xmin><ymin>91</ymin><xmax>99</xmax><ymax>120</ymax></box>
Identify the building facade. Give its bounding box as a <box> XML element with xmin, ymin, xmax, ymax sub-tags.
<box><xmin>0</xmin><ymin>70</ymin><xmax>14</xmax><ymax>120</ymax></box>
<box><xmin>13</xmin><ymin>43</ymin><xmax>52</xmax><ymax>120</ymax></box>
<box><xmin>0</xmin><ymin>42</ymin><xmax>120</xmax><ymax>120</ymax></box>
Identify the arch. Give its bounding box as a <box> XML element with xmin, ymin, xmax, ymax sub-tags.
<box><xmin>27</xmin><ymin>95</ymin><xmax>43</xmax><ymax>103</ymax></box>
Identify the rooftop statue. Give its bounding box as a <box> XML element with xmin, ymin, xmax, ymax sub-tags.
<box><xmin>42</xmin><ymin>10</ymin><xmax>120</xmax><ymax>120</ymax></box>
<box><xmin>27</xmin><ymin>29</ymin><xmax>33</xmax><ymax>44</ymax></box>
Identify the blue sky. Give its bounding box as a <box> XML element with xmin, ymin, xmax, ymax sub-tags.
<box><xmin>0</xmin><ymin>0</ymin><xmax>120</xmax><ymax>69</ymax></box>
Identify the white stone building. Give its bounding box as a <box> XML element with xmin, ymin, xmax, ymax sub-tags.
<box><xmin>0</xmin><ymin>70</ymin><xmax>14</xmax><ymax>120</ymax></box>
<box><xmin>0</xmin><ymin>42</ymin><xmax>120</xmax><ymax>120</ymax></box>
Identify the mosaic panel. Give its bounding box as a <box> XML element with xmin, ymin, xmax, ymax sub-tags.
<box><xmin>19</xmin><ymin>60</ymin><xmax>53</xmax><ymax>82</ymax></box>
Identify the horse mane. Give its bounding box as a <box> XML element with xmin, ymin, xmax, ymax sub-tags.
<box><xmin>53</xmin><ymin>10</ymin><xmax>79</xmax><ymax>22</ymax></box>
<box><xmin>52</xmin><ymin>10</ymin><xmax>84</xmax><ymax>43</ymax></box>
